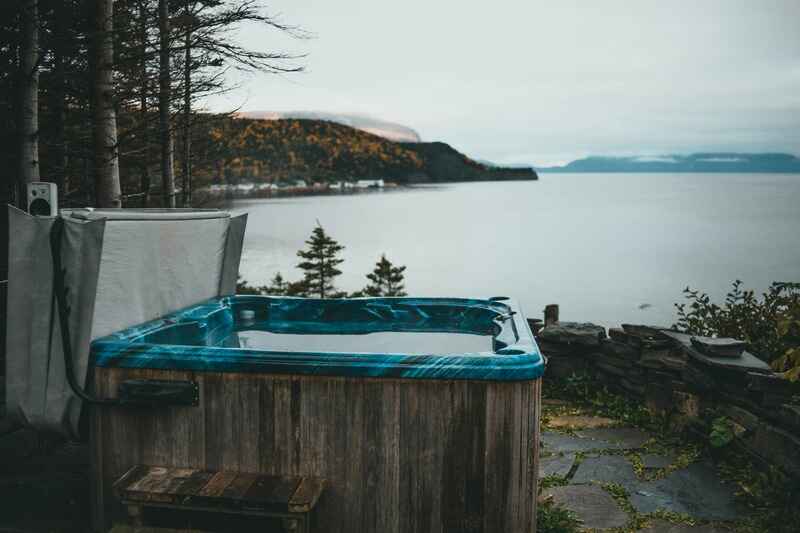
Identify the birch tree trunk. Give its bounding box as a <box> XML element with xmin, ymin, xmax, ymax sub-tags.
<box><xmin>138</xmin><ymin>0</ymin><xmax>151</xmax><ymax>207</ymax></box>
<box><xmin>158</xmin><ymin>0</ymin><xmax>176</xmax><ymax>208</ymax></box>
<box><xmin>53</xmin><ymin>0</ymin><xmax>68</xmax><ymax>198</ymax></box>
<box><xmin>92</xmin><ymin>0</ymin><xmax>122</xmax><ymax>208</ymax></box>
<box><xmin>18</xmin><ymin>0</ymin><xmax>40</xmax><ymax>193</ymax></box>
<box><xmin>181</xmin><ymin>1</ymin><xmax>192</xmax><ymax>208</ymax></box>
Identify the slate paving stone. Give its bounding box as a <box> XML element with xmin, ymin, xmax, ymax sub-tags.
<box><xmin>570</xmin><ymin>455</ymin><xmax>640</xmax><ymax>487</ymax></box>
<box><xmin>629</xmin><ymin>462</ymin><xmax>740</xmax><ymax>521</ymax></box>
<box><xmin>541</xmin><ymin>431</ymin><xmax>632</xmax><ymax>453</ymax></box>
<box><xmin>642</xmin><ymin>519</ymin><xmax>727</xmax><ymax>532</ymax></box>
<box><xmin>548</xmin><ymin>415</ymin><xmax>617</xmax><ymax>429</ymax></box>
<box><xmin>539</xmin><ymin>454</ymin><xmax>575</xmax><ymax>478</ymax></box>
<box><xmin>542</xmin><ymin>484</ymin><xmax>629</xmax><ymax>530</ymax></box>
<box><xmin>574</xmin><ymin>427</ymin><xmax>651</xmax><ymax>449</ymax></box>
<box><xmin>640</xmin><ymin>453</ymin><xmax>675</xmax><ymax>470</ymax></box>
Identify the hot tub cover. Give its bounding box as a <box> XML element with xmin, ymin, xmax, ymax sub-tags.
<box><xmin>5</xmin><ymin>207</ymin><xmax>247</xmax><ymax>437</ymax></box>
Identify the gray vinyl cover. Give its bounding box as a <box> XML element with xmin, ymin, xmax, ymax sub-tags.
<box><xmin>5</xmin><ymin>206</ymin><xmax>247</xmax><ymax>437</ymax></box>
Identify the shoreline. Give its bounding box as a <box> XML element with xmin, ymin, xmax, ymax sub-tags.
<box><xmin>196</xmin><ymin>176</ymin><xmax>538</xmax><ymax>204</ymax></box>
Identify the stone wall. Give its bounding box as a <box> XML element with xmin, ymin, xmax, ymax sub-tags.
<box><xmin>531</xmin><ymin>319</ymin><xmax>800</xmax><ymax>479</ymax></box>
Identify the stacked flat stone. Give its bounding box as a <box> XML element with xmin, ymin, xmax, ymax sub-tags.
<box><xmin>535</xmin><ymin>319</ymin><xmax>800</xmax><ymax>479</ymax></box>
<box><xmin>535</xmin><ymin>321</ymin><xmax>607</xmax><ymax>379</ymax></box>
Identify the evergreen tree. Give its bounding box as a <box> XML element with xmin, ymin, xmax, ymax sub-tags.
<box><xmin>265</xmin><ymin>272</ymin><xmax>289</xmax><ymax>296</ymax></box>
<box><xmin>296</xmin><ymin>224</ymin><xmax>345</xmax><ymax>298</ymax></box>
<box><xmin>363</xmin><ymin>254</ymin><xmax>407</xmax><ymax>297</ymax></box>
<box><xmin>236</xmin><ymin>275</ymin><xmax>264</xmax><ymax>295</ymax></box>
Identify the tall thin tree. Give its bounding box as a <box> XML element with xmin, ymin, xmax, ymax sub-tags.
<box><xmin>181</xmin><ymin>0</ymin><xmax>192</xmax><ymax>207</ymax></box>
<box><xmin>92</xmin><ymin>0</ymin><xmax>122</xmax><ymax>207</ymax></box>
<box><xmin>158</xmin><ymin>0</ymin><xmax>175</xmax><ymax>207</ymax></box>
<box><xmin>296</xmin><ymin>223</ymin><xmax>345</xmax><ymax>299</ymax></box>
<box><xmin>137</xmin><ymin>0</ymin><xmax>151</xmax><ymax>207</ymax></box>
<box><xmin>19</xmin><ymin>0</ymin><xmax>40</xmax><ymax>195</ymax></box>
<box><xmin>49</xmin><ymin>0</ymin><xmax>70</xmax><ymax>199</ymax></box>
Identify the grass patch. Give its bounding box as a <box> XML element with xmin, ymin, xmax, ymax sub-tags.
<box><xmin>537</xmin><ymin>496</ymin><xmax>582</xmax><ymax>533</ymax></box>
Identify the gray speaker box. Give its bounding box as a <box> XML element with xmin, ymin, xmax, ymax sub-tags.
<box><xmin>27</xmin><ymin>182</ymin><xmax>58</xmax><ymax>216</ymax></box>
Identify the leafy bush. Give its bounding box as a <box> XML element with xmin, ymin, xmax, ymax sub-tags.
<box><xmin>709</xmin><ymin>417</ymin><xmax>736</xmax><ymax>448</ymax></box>
<box><xmin>674</xmin><ymin>280</ymin><xmax>800</xmax><ymax>380</ymax></box>
<box><xmin>772</xmin><ymin>309</ymin><xmax>800</xmax><ymax>381</ymax></box>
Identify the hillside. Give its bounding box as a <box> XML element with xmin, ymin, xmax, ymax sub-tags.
<box><xmin>236</xmin><ymin>111</ymin><xmax>422</xmax><ymax>143</ymax></box>
<box><xmin>538</xmin><ymin>153</ymin><xmax>800</xmax><ymax>173</ymax></box>
<box><xmin>401</xmin><ymin>141</ymin><xmax>538</xmax><ymax>182</ymax></box>
<box><xmin>195</xmin><ymin>117</ymin><xmax>537</xmax><ymax>184</ymax></box>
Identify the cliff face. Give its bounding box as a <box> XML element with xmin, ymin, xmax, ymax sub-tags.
<box><xmin>194</xmin><ymin>117</ymin><xmax>537</xmax><ymax>184</ymax></box>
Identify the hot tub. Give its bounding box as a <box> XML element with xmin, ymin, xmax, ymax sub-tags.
<box><xmin>90</xmin><ymin>296</ymin><xmax>545</xmax><ymax>532</ymax></box>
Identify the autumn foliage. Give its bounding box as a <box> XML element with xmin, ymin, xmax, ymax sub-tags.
<box><xmin>199</xmin><ymin>117</ymin><xmax>424</xmax><ymax>183</ymax></box>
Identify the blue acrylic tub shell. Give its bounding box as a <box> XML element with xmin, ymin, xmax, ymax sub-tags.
<box><xmin>90</xmin><ymin>296</ymin><xmax>545</xmax><ymax>381</ymax></box>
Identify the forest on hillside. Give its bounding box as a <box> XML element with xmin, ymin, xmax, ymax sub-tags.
<box><xmin>0</xmin><ymin>0</ymin><xmax>305</xmax><ymax>209</ymax></box>
<box><xmin>192</xmin><ymin>116</ymin><xmax>538</xmax><ymax>187</ymax></box>
<box><xmin>197</xmin><ymin>117</ymin><xmax>425</xmax><ymax>184</ymax></box>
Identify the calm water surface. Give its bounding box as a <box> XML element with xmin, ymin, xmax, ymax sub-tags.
<box><xmin>230</xmin><ymin>173</ymin><xmax>800</xmax><ymax>327</ymax></box>
<box><xmin>224</xmin><ymin>330</ymin><xmax>494</xmax><ymax>354</ymax></box>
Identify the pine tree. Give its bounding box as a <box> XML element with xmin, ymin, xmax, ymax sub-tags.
<box><xmin>363</xmin><ymin>254</ymin><xmax>407</xmax><ymax>297</ymax></box>
<box><xmin>265</xmin><ymin>272</ymin><xmax>289</xmax><ymax>296</ymax></box>
<box><xmin>236</xmin><ymin>275</ymin><xmax>264</xmax><ymax>295</ymax></box>
<box><xmin>296</xmin><ymin>224</ymin><xmax>345</xmax><ymax>298</ymax></box>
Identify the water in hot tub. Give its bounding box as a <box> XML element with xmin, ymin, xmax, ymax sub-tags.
<box><xmin>221</xmin><ymin>329</ymin><xmax>495</xmax><ymax>355</ymax></box>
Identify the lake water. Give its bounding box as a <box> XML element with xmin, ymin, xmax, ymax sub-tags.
<box><xmin>230</xmin><ymin>173</ymin><xmax>800</xmax><ymax>328</ymax></box>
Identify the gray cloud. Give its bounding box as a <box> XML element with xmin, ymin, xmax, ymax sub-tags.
<box><xmin>205</xmin><ymin>0</ymin><xmax>800</xmax><ymax>166</ymax></box>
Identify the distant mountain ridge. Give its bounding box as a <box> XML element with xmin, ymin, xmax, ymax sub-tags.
<box><xmin>236</xmin><ymin>111</ymin><xmax>422</xmax><ymax>143</ymax></box>
<box><xmin>538</xmin><ymin>153</ymin><xmax>800</xmax><ymax>173</ymax></box>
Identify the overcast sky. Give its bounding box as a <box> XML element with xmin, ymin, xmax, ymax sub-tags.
<box><xmin>205</xmin><ymin>0</ymin><xmax>800</xmax><ymax>166</ymax></box>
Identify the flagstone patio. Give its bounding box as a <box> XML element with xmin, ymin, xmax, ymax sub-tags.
<box><xmin>540</xmin><ymin>407</ymin><xmax>743</xmax><ymax>531</ymax></box>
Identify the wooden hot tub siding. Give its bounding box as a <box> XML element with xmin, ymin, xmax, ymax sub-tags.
<box><xmin>91</xmin><ymin>368</ymin><xmax>541</xmax><ymax>533</ymax></box>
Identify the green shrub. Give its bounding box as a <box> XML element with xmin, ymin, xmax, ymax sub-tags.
<box><xmin>674</xmin><ymin>280</ymin><xmax>800</xmax><ymax>381</ymax></box>
<box><xmin>709</xmin><ymin>417</ymin><xmax>735</xmax><ymax>448</ymax></box>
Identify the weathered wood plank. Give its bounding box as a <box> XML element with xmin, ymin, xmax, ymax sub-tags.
<box><xmin>442</xmin><ymin>381</ymin><xmax>485</xmax><ymax>533</ymax></box>
<box><xmin>113</xmin><ymin>465</ymin><xmax>151</xmax><ymax>495</ymax></box>
<box><xmin>173</xmin><ymin>470</ymin><xmax>215</xmax><ymax>497</ymax></box>
<box><xmin>288</xmin><ymin>477</ymin><xmax>327</xmax><ymax>513</ymax></box>
<box><xmin>397</xmin><ymin>378</ymin><xmax>419</xmax><ymax>533</ymax></box>
<box><xmin>256</xmin><ymin>378</ymin><xmax>276</xmax><ymax>473</ymax></box>
<box><xmin>241</xmin><ymin>475</ymin><xmax>300</xmax><ymax>507</ymax></box>
<box><xmin>202</xmin><ymin>373</ymin><xmax>225</xmax><ymax>471</ymax></box>
<box><xmin>196</xmin><ymin>471</ymin><xmax>236</xmax><ymax>498</ymax></box>
<box><xmin>360</xmin><ymin>379</ymin><xmax>400</xmax><ymax>532</ymax></box>
<box><xmin>319</xmin><ymin>376</ymin><xmax>348</xmax><ymax>533</ymax></box>
<box><xmin>343</xmin><ymin>378</ymin><xmax>365</xmax><ymax>532</ymax></box>
<box><xmin>232</xmin><ymin>375</ymin><xmax>260</xmax><ymax>472</ymax></box>
<box><xmin>218</xmin><ymin>472</ymin><xmax>258</xmax><ymax>502</ymax></box>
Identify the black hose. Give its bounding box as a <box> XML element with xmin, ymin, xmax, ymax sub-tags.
<box><xmin>50</xmin><ymin>218</ymin><xmax>120</xmax><ymax>406</ymax></box>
